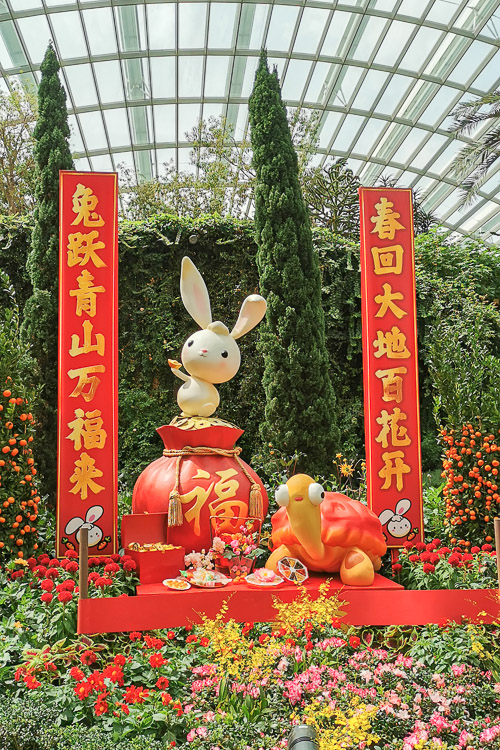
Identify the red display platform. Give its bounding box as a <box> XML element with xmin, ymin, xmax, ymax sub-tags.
<box><xmin>77</xmin><ymin>573</ymin><xmax>500</xmax><ymax>634</ymax></box>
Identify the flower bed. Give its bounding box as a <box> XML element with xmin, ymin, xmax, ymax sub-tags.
<box><xmin>2</xmin><ymin>561</ymin><xmax>500</xmax><ymax>750</ymax></box>
<box><xmin>390</xmin><ymin>539</ymin><xmax>498</xmax><ymax>590</ymax></box>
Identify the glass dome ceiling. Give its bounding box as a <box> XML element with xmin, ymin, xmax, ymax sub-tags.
<box><xmin>1</xmin><ymin>0</ymin><xmax>499</xmax><ymax>238</ymax></box>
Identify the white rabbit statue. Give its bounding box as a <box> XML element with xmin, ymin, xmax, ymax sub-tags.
<box><xmin>168</xmin><ymin>257</ymin><xmax>267</xmax><ymax>417</ymax></box>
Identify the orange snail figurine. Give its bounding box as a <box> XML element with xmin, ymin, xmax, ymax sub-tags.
<box><xmin>266</xmin><ymin>474</ymin><xmax>387</xmax><ymax>586</ymax></box>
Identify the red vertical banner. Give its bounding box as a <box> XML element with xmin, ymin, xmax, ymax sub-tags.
<box><xmin>359</xmin><ymin>188</ymin><xmax>423</xmax><ymax>548</ymax></box>
<box><xmin>57</xmin><ymin>171</ymin><xmax>118</xmax><ymax>557</ymax></box>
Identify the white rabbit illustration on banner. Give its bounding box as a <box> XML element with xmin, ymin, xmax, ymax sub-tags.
<box><xmin>168</xmin><ymin>257</ymin><xmax>267</xmax><ymax>417</ymax></box>
<box><xmin>64</xmin><ymin>505</ymin><xmax>105</xmax><ymax>548</ymax></box>
<box><xmin>378</xmin><ymin>498</ymin><xmax>412</xmax><ymax>539</ymax></box>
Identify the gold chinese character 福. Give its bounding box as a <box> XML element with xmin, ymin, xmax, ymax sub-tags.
<box><xmin>375</xmin><ymin>366</ymin><xmax>407</xmax><ymax>404</ymax></box>
<box><xmin>69</xmin><ymin>452</ymin><xmax>104</xmax><ymax>500</ymax></box>
<box><xmin>180</xmin><ymin>468</ymin><xmax>242</xmax><ymax>537</ymax></box>
<box><xmin>374</xmin><ymin>283</ymin><xmax>407</xmax><ymax>319</ymax></box>
<box><xmin>69</xmin><ymin>270</ymin><xmax>105</xmax><ymax>318</ymax></box>
<box><xmin>67</xmin><ymin>231</ymin><xmax>106</xmax><ymax>268</ymax></box>
<box><xmin>371</xmin><ymin>244</ymin><xmax>404</xmax><ymax>275</ymax></box>
<box><xmin>68</xmin><ymin>364</ymin><xmax>105</xmax><ymax>402</ymax></box>
<box><xmin>69</xmin><ymin>320</ymin><xmax>105</xmax><ymax>358</ymax></box>
<box><xmin>378</xmin><ymin>450</ymin><xmax>410</xmax><ymax>491</ymax></box>
<box><xmin>370</xmin><ymin>197</ymin><xmax>405</xmax><ymax>240</ymax></box>
<box><xmin>373</xmin><ymin>326</ymin><xmax>410</xmax><ymax>359</ymax></box>
<box><xmin>71</xmin><ymin>184</ymin><xmax>104</xmax><ymax>227</ymax></box>
<box><xmin>375</xmin><ymin>407</ymin><xmax>411</xmax><ymax>448</ymax></box>
<box><xmin>66</xmin><ymin>408</ymin><xmax>107</xmax><ymax>451</ymax></box>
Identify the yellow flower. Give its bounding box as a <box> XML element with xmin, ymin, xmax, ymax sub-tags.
<box><xmin>340</xmin><ymin>462</ymin><xmax>354</xmax><ymax>477</ymax></box>
<box><xmin>335</xmin><ymin>453</ymin><xmax>343</xmax><ymax>459</ymax></box>
<box><xmin>14</xmin><ymin>621</ymin><xmax>23</xmax><ymax>630</ymax></box>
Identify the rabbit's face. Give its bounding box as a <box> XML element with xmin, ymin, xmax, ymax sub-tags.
<box><xmin>182</xmin><ymin>329</ymin><xmax>240</xmax><ymax>383</ymax></box>
<box><xmin>387</xmin><ymin>516</ymin><xmax>411</xmax><ymax>538</ymax></box>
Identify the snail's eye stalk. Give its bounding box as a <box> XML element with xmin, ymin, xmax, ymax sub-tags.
<box><xmin>275</xmin><ymin>485</ymin><xmax>290</xmax><ymax>507</ymax></box>
<box><xmin>308</xmin><ymin>483</ymin><xmax>325</xmax><ymax>505</ymax></box>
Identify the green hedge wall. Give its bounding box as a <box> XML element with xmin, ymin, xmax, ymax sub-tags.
<box><xmin>2</xmin><ymin>214</ymin><xmax>499</xmax><ymax>489</ymax></box>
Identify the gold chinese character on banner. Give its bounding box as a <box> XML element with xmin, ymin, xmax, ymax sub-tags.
<box><xmin>373</xmin><ymin>326</ymin><xmax>410</xmax><ymax>359</ymax></box>
<box><xmin>67</xmin><ymin>231</ymin><xmax>106</xmax><ymax>268</ymax></box>
<box><xmin>371</xmin><ymin>245</ymin><xmax>404</xmax><ymax>275</ymax></box>
<box><xmin>375</xmin><ymin>366</ymin><xmax>407</xmax><ymax>403</ymax></box>
<box><xmin>69</xmin><ymin>452</ymin><xmax>104</xmax><ymax>500</ymax></box>
<box><xmin>374</xmin><ymin>283</ymin><xmax>407</xmax><ymax>319</ymax></box>
<box><xmin>69</xmin><ymin>320</ymin><xmax>105</xmax><ymax>358</ymax></box>
<box><xmin>71</xmin><ymin>184</ymin><xmax>104</xmax><ymax>227</ymax></box>
<box><xmin>375</xmin><ymin>407</ymin><xmax>411</xmax><ymax>448</ymax></box>
<box><xmin>180</xmin><ymin>467</ymin><xmax>242</xmax><ymax>537</ymax></box>
<box><xmin>370</xmin><ymin>197</ymin><xmax>405</xmax><ymax>240</ymax></box>
<box><xmin>378</xmin><ymin>450</ymin><xmax>410</xmax><ymax>491</ymax></box>
<box><xmin>67</xmin><ymin>408</ymin><xmax>107</xmax><ymax>451</ymax></box>
<box><xmin>68</xmin><ymin>364</ymin><xmax>105</xmax><ymax>402</ymax></box>
<box><xmin>69</xmin><ymin>270</ymin><xmax>105</xmax><ymax>317</ymax></box>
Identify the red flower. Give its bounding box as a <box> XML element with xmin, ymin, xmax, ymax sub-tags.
<box><xmin>65</xmin><ymin>550</ymin><xmax>78</xmax><ymax>559</ymax></box>
<box><xmin>448</xmin><ymin>554</ymin><xmax>461</xmax><ymax>567</ymax></box>
<box><xmin>46</xmin><ymin>569</ymin><xmax>59</xmax><ymax>580</ymax></box>
<box><xmin>40</xmin><ymin>579</ymin><xmax>54</xmax><ymax>592</ymax></box>
<box><xmin>408</xmin><ymin>555</ymin><xmax>419</xmax><ymax>563</ymax></box>
<box><xmin>70</xmin><ymin>667</ymin><xmax>85</xmax><ymax>681</ymax></box>
<box><xmin>88</xmin><ymin>557</ymin><xmax>100</xmax><ymax>567</ymax></box>
<box><xmin>471</xmin><ymin>546</ymin><xmax>480</xmax><ymax>554</ymax></box>
<box><xmin>66</xmin><ymin>561</ymin><xmax>79</xmax><ymax>574</ymax></box>
<box><xmin>200</xmin><ymin>637</ymin><xmax>210</xmax><ymax>647</ymax></box>
<box><xmin>88</xmin><ymin>671</ymin><xmax>105</xmax><ymax>690</ymax></box>
<box><xmin>58</xmin><ymin>591</ymin><xmax>73</xmax><ymax>604</ymax></box>
<box><xmin>419</xmin><ymin>552</ymin><xmax>431</xmax><ymax>563</ymax></box>
<box><xmin>102</xmin><ymin>665</ymin><xmax>124</xmax><ymax>684</ymax></box>
<box><xmin>305</xmin><ymin>641</ymin><xmax>314</xmax><ymax>652</ymax></box>
<box><xmin>48</xmin><ymin>559</ymin><xmax>61</xmax><ymax>568</ymax></box>
<box><xmin>95</xmin><ymin>577</ymin><xmax>112</xmax><ymax>588</ymax></box>
<box><xmin>110</xmin><ymin>554</ymin><xmax>121</xmax><ymax>562</ymax></box>
<box><xmin>415</xmin><ymin>542</ymin><xmax>426</xmax><ymax>551</ymax></box>
<box><xmin>482</xmin><ymin>544</ymin><xmax>493</xmax><ymax>552</ymax></box>
<box><xmin>88</xmin><ymin>572</ymin><xmax>100</xmax><ymax>583</ymax></box>
<box><xmin>186</xmin><ymin>635</ymin><xmax>198</xmax><ymax>644</ymax></box>
<box><xmin>129</xmin><ymin>631</ymin><xmax>142</xmax><ymax>641</ymax></box>
<box><xmin>122</xmin><ymin>560</ymin><xmax>137</xmax><ymax>572</ymax></box>
<box><xmin>166</xmin><ymin>631</ymin><xmax>175</xmax><ymax>640</ymax></box>
<box><xmin>94</xmin><ymin>699</ymin><xmax>109</xmax><ymax>716</ymax></box>
<box><xmin>41</xmin><ymin>592</ymin><xmax>53</xmax><ymax>604</ymax></box>
<box><xmin>144</xmin><ymin>635</ymin><xmax>165</xmax><ymax>649</ymax></box>
<box><xmin>422</xmin><ymin>563</ymin><xmax>435</xmax><ymax>574</ymax></box>
<box><xmin>161</xmin><ymin>692</ymin><xmax>173</xmax><ymax>705</ymax></box>
<box><xmin>392</xmin><ymin>563</ymin><xmax>402</xmax><ymax>572</ymax></box>
<box><xmin>156</xmin><ymin>676</ymin><xmax>170</xmax><ymax>689</ymax></box>
<box><xmin>349</xmin><ymin>636</ymin><xmax>361</xmax><ymax>649</ymax></box>
<box><xmin>33</xmin><ymin>565</ymin><xmax>47</xmax><ymax>578</ymax></box>
<box><xmin>123</xmin><ymin>685</ymin><xmax>149</xmax><ymax>704</ymax></box>
<box><xmin>24</xmin><ymin>673</ymin><xmax>41</xmax><ymax>689</ymax></box>
<box><xmin>80</xmin><ymin>650</ymin><xmax>98</xmax><ymax>666</ymax></box>
<box><xmin>113</xmin><ymin>654</ymin><xmax>126</xmax><ymax>667</ymax></box>
<box><xmin>429</xmin><ymin>553</ymin><xmax>440</xmax><ymax>565</ymax></box>
<box><xmin>104</xmin><ymin>563</ymin><xmax>120</xmax><ymax>574</ymax></box>
<box><xmin>149</xmin><ymin>652</ymin><xmax>166</xmax><ymax>668</ymax></box>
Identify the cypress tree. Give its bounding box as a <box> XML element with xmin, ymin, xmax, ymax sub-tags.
<box><xmin>21</xmin><ymin>43</ymin><xmax>74</xmax><ymax>502</ymax></box>
<box><xmin>248</xmin><ymin>51</ymin><xmax>339</xmax><ymax>476</ymax></box>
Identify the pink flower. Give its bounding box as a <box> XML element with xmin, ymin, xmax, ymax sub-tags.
<box><xmin>186</xmin><ymin>730</ymin><xmax>196</xmax><ymax>742</ymax></box>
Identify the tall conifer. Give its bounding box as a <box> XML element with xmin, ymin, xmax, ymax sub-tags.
<box><xmin>249</xmin><ymin>51</ymin><xmax>339</xmax><ymax>475</ymax></box>
<box><xmin>21</xmin><ymin>43</ymin><xmax>74</xmax><ymax>501</ymax></box>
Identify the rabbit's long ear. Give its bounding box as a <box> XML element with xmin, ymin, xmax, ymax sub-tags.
<box><xmin>65</xmin><ymin>516</ymin><xmax>84</xmax><ymax>535</ymax></box>
<box><xmin>378</xmin><ymin>509</ymin><xmax>394</xmax><ymax>526</ymax></box>
<box><xmin>86</xmin><ymin>505</ymin><xmax>104</xmax><ymax>524</ymax></box>
<box><xmin>230</xmin><ymin>294</ymin><xmax>267</xmax><ymax>339</ymax></box>
<box><xmin>181</xmin><ymin>256</ymin><xmax>212</xmax><ymax>329</ymax></box>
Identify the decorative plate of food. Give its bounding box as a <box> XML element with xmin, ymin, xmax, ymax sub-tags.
<box><xmin>162</xmin><ymin>578</ymin><xmax>191</xmax><ymax>590</ymax></box>
<box><xmin>245</xmin><ymin>568</ymin><xmax>284</xmax><ymax>587</ymax></box>
<box><xmin>277</xmin><ymin>557</ymin><xmax>309</xmax><ymax>583</ymax></box>
<box><xmin>189</xmin><ymin>569</ymin><xmax>232</xmax><ymax>588</ymax></box>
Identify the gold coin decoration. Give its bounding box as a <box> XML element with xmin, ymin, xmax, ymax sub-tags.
<box><xmin>169</xmin><ymin>415</ymin><xmax>239</xmax><ymax>431</ymax></box>
<box><xmin>128</xmin><ymin>542</ymin><xmax>182</xmax><ymax>552</ymax></box>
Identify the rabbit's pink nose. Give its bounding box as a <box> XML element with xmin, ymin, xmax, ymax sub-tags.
<box><xmin>200</xmin><ymin>348</ymin><xmax>208</xmax><ymax>353</ymax></box>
